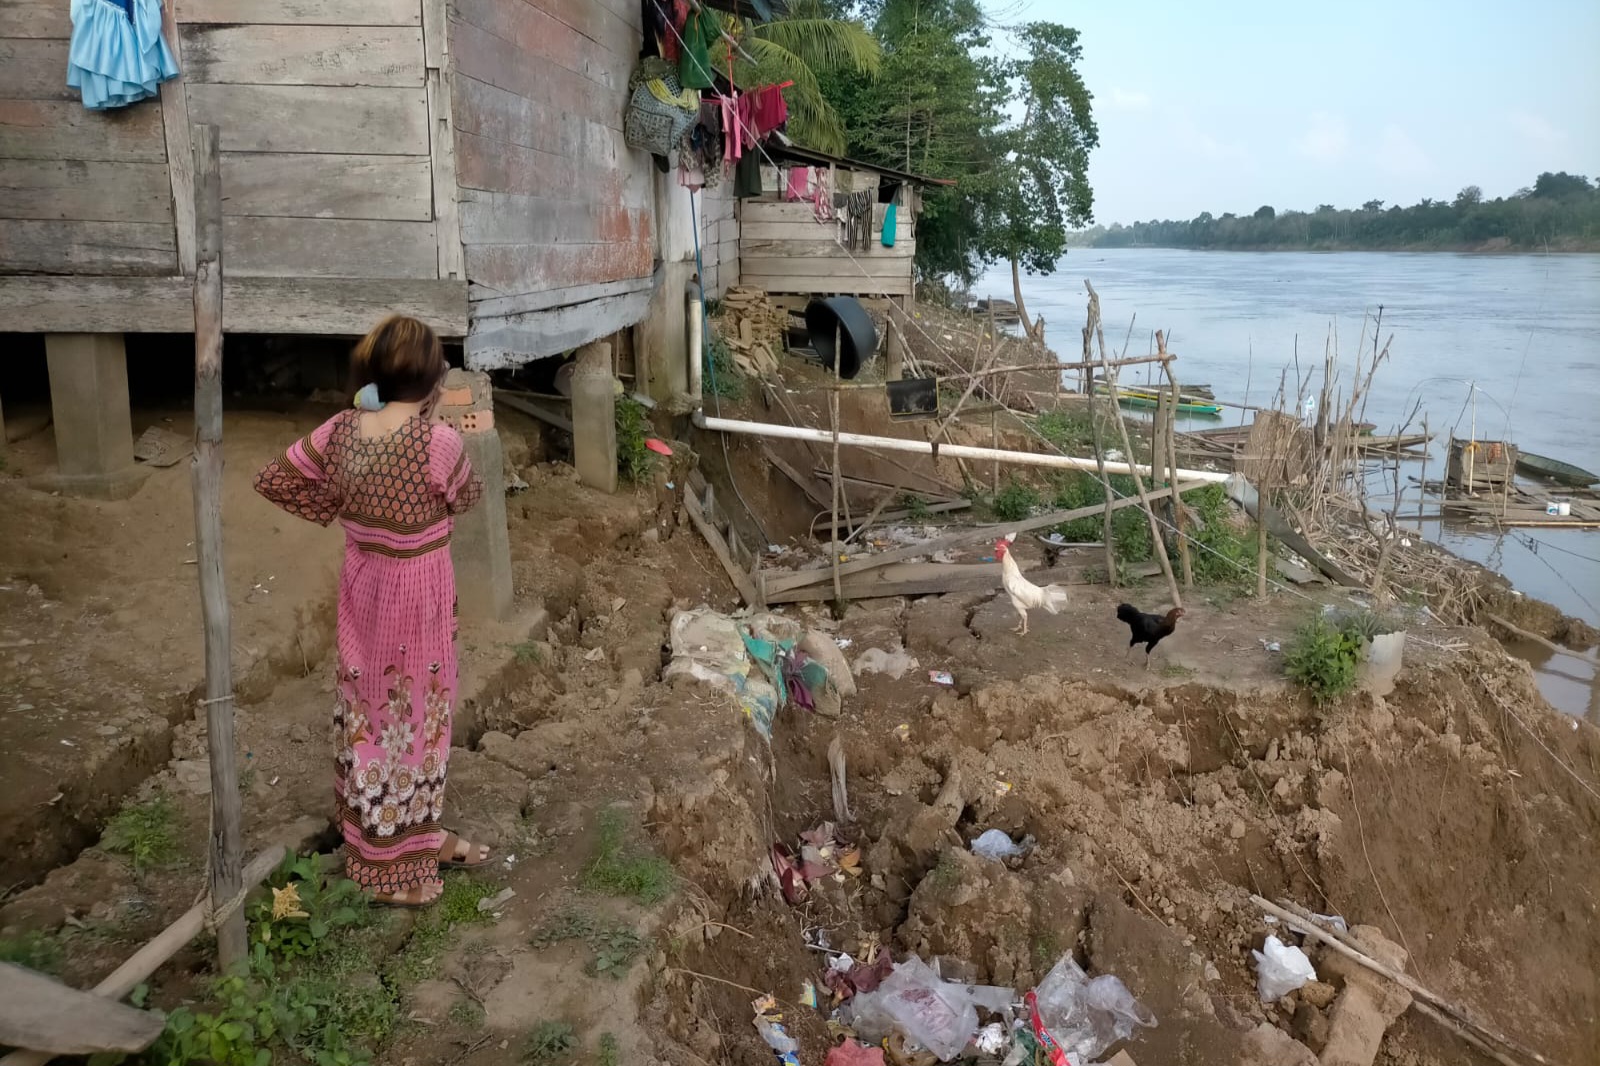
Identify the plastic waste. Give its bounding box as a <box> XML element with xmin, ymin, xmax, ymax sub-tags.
<box><xmin>1028</xmin><ymin>956</ymin><xmax>1156</xmax><ymax>1066</ymax></box>
<box><xmin>854</xmin><ymin>645</ymin><xmax>919</xmax><ymax>680</ymax></box>
<box><xmin>827</xmin><ymin>1039</ymin><xmax>887</xmax><ymax>1066</ymax></box>
<box><xmin>1252</xmin><ymin>935</ymin><xmax>1316</xmax><ymax>1002</ymax></box>
<box><xmin>974</xmin><ymin>1023</ymin><xmax>1007</xmax><ymax>1055</ymax></box>
<box><xmin>970</xmin><ymin>829</ymin><xmax>1031</xmax><ymax>862</ymax></box>
<box><xmin>847</xmin><ymin>957</ymin><xmax>988</xmax><ymax>1062</ymax></box>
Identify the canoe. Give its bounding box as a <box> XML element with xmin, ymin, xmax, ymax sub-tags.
<box><xmin>1095</xmin><ymin>384</ymin><xmax>1223</xmax><ymax>416</ymax></box>
<box><xmin>1515</xmin><ymin>450</ymin><xmax>1600</xmax><ymax>488</ymax></box>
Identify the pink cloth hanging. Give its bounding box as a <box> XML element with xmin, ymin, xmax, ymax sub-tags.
<box><xmin>785</xmin><ymin>166</ymin><xmax>810</xmax><ymax>202</ymax></box>
<box><xmin>720</xmin><ymin>93</ymin><xmax>742</xmax><ymax>163</ymax></box>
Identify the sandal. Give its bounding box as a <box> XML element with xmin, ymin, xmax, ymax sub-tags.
<box><xmin>373</xmin><ymin>879</ymin><xmax>444</xmax><ymax>908</ymax></box>
<box><xmin>438</xmin><ymin>831</ymin><xmax>493</xmax><ymax>868</ymax></box>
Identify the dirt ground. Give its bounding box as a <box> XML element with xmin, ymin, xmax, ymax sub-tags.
<box><xmin>2</xmin><ymin>398</ymin><xmax>1598</xmax><ymax>1066</ymax></box>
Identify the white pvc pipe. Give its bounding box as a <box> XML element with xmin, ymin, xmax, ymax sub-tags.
<box><xmin>686</xmin><ymin>282</ymin><xmax>703</xmax><ymax>403</ymax></box>
<box><xmin>692</xmin><ymin>411</ymin><xmax>1232</xmax><ymax>484</ymax></box>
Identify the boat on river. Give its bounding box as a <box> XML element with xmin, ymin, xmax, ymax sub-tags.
<box><xmin>1515</xmin><ymin>451</ymin><xmax>1600</xmax><ymax>488</ymax></box>
<box><xmin>1095</xmin><ymin>383</ymin><xmax>1223</xmax><ymax>416</ymax></box>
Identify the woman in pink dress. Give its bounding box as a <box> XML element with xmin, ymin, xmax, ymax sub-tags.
<box><xmin>255</xmin><ymin>315</ymin><xmax>490</xmax><ymax>906</ymax></box>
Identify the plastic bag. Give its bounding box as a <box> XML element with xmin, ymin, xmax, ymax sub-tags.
<box><xmin>970</xmin><ymin>829</ymin><xmax>1031</xmax><ymax>862</ymax></box>
<box><xmin>826</xmin><ymin>1039</ymin><xmax>886</xmax><ymax>1066</ymax></box>
<box><xmin>1029</xmin><ymin>956</ymin><xmax>1157</xmax><ymax>1065</ymax></box>
<box><xmin>1252</xmin><ymin>935</ymin><xmax>1316</xmax><ymax>1002</ymax></box>
<box><xmin>847</xmin><ymin>957</ymin><xmax>977</xmax><ymax>1061</ymax></box>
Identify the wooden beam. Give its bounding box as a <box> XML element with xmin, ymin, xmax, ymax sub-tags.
<box><xmin>0</xmin><ymin>846</ymin><xmax>287</xmax><ymax>1066</ymax></box>
<box><xmin>189</xmin><ymin>123</ymin><xmax>245</xmax><ymax>970</ymax></box>
<box><xmin>0</xmin><ymin>964</ymin><xmax>164</xmax><ymax>1056</ymax></box>
<box><xmin>763</xmin><ymin>444</ymin><xmax>832</xmax><ymax>510</ymax></box>
<box><xmin>0</xmin><ymin>276</ymin><xmax>467</xmax><ymax>335</ymax></box>
<box><xmin>493</xmin><ymin>390</ymin><xmax>571</xmax><ymax>433</ymax></box>
<box><xmin>159</xmin><ymin>0</ymin><xmax>196</xmax><ymax>274</ymax></box>
<box><xmin>764</xmin><ymin>481</ymin><xmax>1204</xmax><ymax>595</ymax></box>
<box><xmin>684</xmin><ymin>492</ymin><xmax>762</xmax><ymax>607</ymax></box>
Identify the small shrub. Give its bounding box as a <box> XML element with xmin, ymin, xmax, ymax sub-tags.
<box><xmin>598</xmin><ymin>1033</ymin><xmax>621</xmax><ymax>1066</ymax></box>
<box><xmin>0</xmin><ymin>930</ymin><xmax>62</xmax><ymax>974</ymax></box>
<box><xmin>992</xmin><ymin>479</ymin><xmax>1041</xmax><ymax>522</ymax></box>
<box><xmin>703</xmin><ymin>334</ymin><xmax>743</xmax><ymax>400</ymax></box>
<box><xmin>899</xmin><ymin>493</ymin><xmax>932</xmax><ymax>521</ymax></box>
<box><xmin>1034</xmin><ymin>410</ymin><xmax>1095</xmax><ymax>451</ymax></box>
<box><xmin>101</xmin><ymin>792</ymin><xmax>179</xmax><ymax>872</ymax></box>
<box><xmin>248</xmin><ymin>853</ymin><xmax>369</xmax><ymax>962</ymax></box>
<box><xmin>532</xmin><ymin>910</ymin><xmax>645</xmax><ymax>979</ymax></box>
<box><xmin>523</xmin><ymin>1021</ymin><xmax>579</xmax><ymax>1065</ymax></box>
<box><xmin>1283</xmin><ymin>615</ymin><xmax>1364</xmax><ymax>704</ymax></box>
<box><xmin>614</xmin><ymin>397</ymin><xmax>652</xmax><ymax>484</ymax></box>
<box><xmin>585</xmin><ymin>809</ymin><xmax>674</xmax><ymax>904</ymax></box>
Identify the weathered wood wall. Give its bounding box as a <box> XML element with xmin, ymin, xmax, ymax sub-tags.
<box><xmin>450</xmin><ymin>0</ymin><xmax>656</xmax><ymax>368</ymax></box>
<box><xmin>698</xmin><ymin>181</ymin><xmax>738</xmax><ymax>297</ymax></box>
<box><xmin>0</xmin><ymin>4</ymin><xmax>179</xmax><ymax>277</ymax></box>
<box><xmin>0</xmin><ymin>0</ymin><xmax>467</xmax><ymax>336</ymax></box>
<box><xmin>739</xmin><ymin>198</ymin><xmax>913</xmax><ymax>297</ymax></box>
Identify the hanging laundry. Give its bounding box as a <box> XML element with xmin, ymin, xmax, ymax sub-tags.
<box><xmin>812</xmin><ymin>166</ymin><xmax>833</xmax><ymax>224</ymax></box>
<box><xmin>747</xmin><ymin>84</ymin><xmax>789</xmax><ymax>137</ymax></box>
<box><xmin>719</xmin><ymin>93</ymin><xmax>743</xmax><ymax>163</ymax></box>
<box><xmin>843</xmin><ymin>189</ymin><xmax>874</xmax><ymax>250</ymax></box>
<box><xmin>881</xmin><ymin>201</ymin><xmax>897</xmax><ymax>248</ymax></box>
<box><xmin>678</xmin><ymin>6</ymin><xmax>716</xmax><ymax>90</ymax></box>
<box><xmin>67</xmin><ymin>0</ymin><xmax>179</xmax><ymax>111</ymax></box>
<box><xmin>734</xmin><ymin>151</ymin><xmax>762</xmax><ymax>199</ymax></box>
<box><xmin>784</xmin><ymin>166</ymin><xmax>811</xmax><ymax>202</ymax></box>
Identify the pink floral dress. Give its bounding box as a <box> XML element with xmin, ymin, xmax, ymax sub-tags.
<box><xmin>254</xmin><ymin>410</ymin><xmax>482</xmax><ymax>893</ymax></box>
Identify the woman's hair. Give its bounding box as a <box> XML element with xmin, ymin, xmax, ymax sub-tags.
<box><xmin>350</xmin><ymin>315</ymin><xmax>445</xmax><ymax>404</ymax></box>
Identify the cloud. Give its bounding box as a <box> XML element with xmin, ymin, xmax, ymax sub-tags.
<box><xmin>1375</xmin><ymin>124</ymin><xmax>1431</xmax><ymax>177</ymax></box>
<box><xmin>1507</xmin><ymin>110</ymin><xmax>1567</xmax><ymax>147</ymax></box>
<box><xmin>1109</xmin><ymin>87</ymin><xmax>1152</xmax><ymax>111</ymax></box>
<box><xmin>1294</xmin><ymin>112</ymin><xmax>1350</xmax><ymax>162</ymax></box>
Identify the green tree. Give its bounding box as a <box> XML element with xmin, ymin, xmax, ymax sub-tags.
<box><xmin>979</xmin><ymin>20</ymin><xmax>1099</xmax><ymax>340</ymax></box>
<box><xmin>1253</xmin><ymin>204</ymin><xmax>1275</xmax><ymax>220</ymax></box>
<box><xmin>720</xmin><ymin>0</ymin><xmax>882</xmax><ymax>154</ymax></box>
<box><xmin>1531</xmin><ymin>171</ymin><xmax>1593</xmax><ymax>200</ymax></box>
<box><xmin>1454</xmin><ymin>184</ymin><xmax>1482</xmax><ymax>208</ymax></box>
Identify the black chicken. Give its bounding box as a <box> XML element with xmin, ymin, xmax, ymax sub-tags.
<box><xmin>1116</xmin><ymin>603</ymin><xmax>1186</xmax><ymax>667</ymax></box>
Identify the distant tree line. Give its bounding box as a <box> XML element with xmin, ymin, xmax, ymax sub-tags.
<box><xmin>1072</xmin><ymin>172</ymin><xmax>1600</xmax><ymax>251</ymax></box>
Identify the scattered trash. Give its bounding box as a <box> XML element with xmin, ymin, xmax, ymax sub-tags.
<box><xmin>847</xmin><ymin>956</ymin><xmax>982</xmax><ymax>1062</ymax></box>
<box><xmin>1310</xmin><ymin>911</ymin><xmax>1348</xmax><ymax>934</ymax></box>
<box><xmin>974</xmin><ymin>1022</ymin><xmax>1007</xmax><ymax>1056</ymax></box>
<box><xmin>773</xmin><ymin>823</ymin><xmax>861</xmax><ymax>904</ymax></box>
<box><xmin>993</xmin><ymin>781</ymin><xmax>1013</xmax><ymax>797</ymax></box>
<box><xmin>1259</xmin><ymin>639</ymin><xmax>1281</xmax><ymax>653</ymax></box>
<box><xmin>826</xmin><ymin>1038</ymin><xmax>886</xmax><ymax>1066</ymax></box>
<box><xmin>505</xmin><ymin>470</ymin><xmax>529</xmax><ymax>494</ymax></box>
<box><xmin>835</xmin><ymin>637</ymin><xmax>854</xmax><ymax>649</ymax></box>
<box><xmin>969</xmin><ymin>829</ymin><xmax>1033</xmax><ymax>863</ymax></box>
<box><xmin>665</xmin><ymin>609</ymin><xmax>832</xmax><ymax>739</ymax></box>
<box><xmin>801</xmin><ymin>980</ymin><xmax>819</xmax><ymax>1008</ymax></box>
<box><xmin>1027</xmin><ymin>955</ymin><xmax>1156</xmax><ymax>1066</ymax></box>
<box><xmin>1252</xmin><ymin>935</ymin><xmax>1316</xmax><ymax>1002</ymax></box>
<box><xmin>583</xmin><ymin>647</ymin><xmax>606</xmax><ymax>662</ymax></box>
<box><xmin>928</xmin><ymin>670</ymin><xmax>955</xmax><ymax>686</ymax></box>
<box><xmin>752</xmin><ymin>996</ymin><xmax>801</xmax><ymax>1066</ymax></box>
<box><xmin>893</xmin><ymin>723</ymin><xmax>911</xmax><ymax>742</ymax></box>
<box><xmin>854</xmin><ymin>644</ymin><xmax>919</xmax><ymax>680</ymax></box>
<box><xmin>476</xmin><ymin>887</ymin><xmax>516</xmax><ymax>914</ymax></box>
<box><xmin>824</xmin><ymin>951</ymin><xmax>894</xmax><ymax>1000</ymax></box>
<box><xmin>645</xmin><ymin>438</ymin><xmax>674</xmax><ymax>456</ymax></box>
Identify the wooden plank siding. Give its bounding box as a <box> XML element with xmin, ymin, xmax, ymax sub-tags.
<box><xmin>449</xmin><ymin>0</ymin><xmax>656</xmax><ymax>367</ymax></box>
<box><xmin>737</xmin><ymin>197</ymin><xmax>914</xmax><ymax>298</ymax></box>
<box><xmin>0</xmin><ymin>15</ymin><xmax>178</xmax><ymax>277</ymax></box>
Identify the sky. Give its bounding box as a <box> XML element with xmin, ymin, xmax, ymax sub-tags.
<box><xmin>999</xmin><ymin>0</ymin><xmax>1600</xmax><ymax>225</ymax></box>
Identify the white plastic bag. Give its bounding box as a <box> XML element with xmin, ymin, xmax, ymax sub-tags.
<box><xmin>970</xmin><ymin>829</ymin><xmax>1026</xmax><ymax>861</ymax></box>
<box><xmin>1252</xmin><ymin>935</ymin><xmax>1316</xmax><ymax>1002</ymax></box>
<box><xmin>1032</xmin><ymin>955</ymin><xmax>1157</xmax><ymax>1063</ymax></box>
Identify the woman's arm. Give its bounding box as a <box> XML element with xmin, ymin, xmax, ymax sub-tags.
<box><xmin>253</xmin><ymin>414</ymin><xmax>344</xmax><ymax>526</ymax></box>
<box><xmin>429</xmin><ymin>424</ymin><xmax>484</xmax><ymax>516</ymax></box>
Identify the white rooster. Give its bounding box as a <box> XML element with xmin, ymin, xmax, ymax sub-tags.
<box><xmin>994</xmin><ymin>533</ymin><xmax>1070</xmax><ymax>635</ymax></box>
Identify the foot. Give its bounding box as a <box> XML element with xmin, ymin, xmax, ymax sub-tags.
<box><xmin>373</xmin><ymin>879</ymin><xmax>443</xmax><ymax>907</ymax></box>
<box><xmin>438</xmin><ymin>831</ymin><xmax>492</xmax><ymax>867</ymax></box>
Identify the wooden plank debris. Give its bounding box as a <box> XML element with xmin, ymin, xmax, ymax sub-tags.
<box><xmin>684</xmin><ymin>492</ymin><xmax>762</xmax><ymax>608</ymax></box>
<box><xmin>0</xmin><ymin>964</ymin><xmax>164</xmax><ymax>1056</ymax></box>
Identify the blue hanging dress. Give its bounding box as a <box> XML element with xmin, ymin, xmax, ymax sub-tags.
<box><xmin>67</xmin><ymin>0</ymin><xmax>180</xmax><ymax>111</ymax></box>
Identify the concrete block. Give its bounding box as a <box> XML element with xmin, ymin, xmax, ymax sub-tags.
<box><xmin>570</xmin><ymin>340</ymin><xmax>617</xmax><ymax>494</ymax></box>
<box><xmin>440</xmin><ymin>368</ymin><xmax>512</xmax><ymax>622</ymax></box>
<box><xmin>42</xmin><ymin>333</ymin><xmax>144</xmax><ymax>498</ymax></box>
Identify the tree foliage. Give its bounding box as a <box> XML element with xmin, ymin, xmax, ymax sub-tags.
<box><xmin>1075</xmin><ymin>173</ymin><xmax>1599</xmax><ymax>251</ymax></box>
<box><xmin>817</xmin><ymin>1</ymin><xmax>1097</xmax><ymax>285</ymax></box>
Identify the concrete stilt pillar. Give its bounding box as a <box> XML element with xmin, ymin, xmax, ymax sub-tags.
<box><xmin>43</xmin><ymin>332</ymin><xmax>143</xmax><ymax>498</ymax></box>
<box><xmin>570</xmin><ymin>340</ymin><xmax>617</xmax><ymax>494</ymax></box>
<box><xmin>438</xmin><ymin>369</ymin><xmax>512</xmax><ymax>622</ymax></box>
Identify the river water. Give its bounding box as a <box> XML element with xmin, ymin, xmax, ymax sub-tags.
<box><xmin>979</xmin><ymin>249</ymin><xmax>1600</xmax><ymax>718</ymax></box>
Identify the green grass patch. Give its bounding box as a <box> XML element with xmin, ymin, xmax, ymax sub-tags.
<box><xmin>584</xmin><ymin>809</ymin><xmax>674</xmax><ymax>904</ymax></box>
<box><xmin>992</xmin><ymin>479</ymin><xmax>1042</xmax><ymax>522</ymax></box>
<box><xmin>1034</xmin><ymin>410</ymin><xmax>1096</xmax><ymax>452</ymax></box>
<box><xmin>532</xmin><ymin>910</ymin><xmax>646</xmax><ymax>979</ymax></box>
<box><xmin>703</xmin><ymin>333</ymin><xmax>743</xmax><ymax>400</ymax></box>
<box><xmin>615</xmin><ymin>396</ymin><xmax>652</xmax><ymax>484</ymax></box>
<box><xmin>522</xmin><ymin>1021</ymin><xmax>579</xmax><ymax>1065</ymax></box>
<box><xmin>598</xmin><ymin>1033</ymin><xmax>620</xmax><ymax>1066</ymax></box>
<box><xmin>101</xmin><ymin>792</ymin><xmax>179</xmax><ymax>873</ymax></box>
<box><xmin>0</xmin><ymin>930</ymin><xmax>63</xmax><ymax>974</ymax></box>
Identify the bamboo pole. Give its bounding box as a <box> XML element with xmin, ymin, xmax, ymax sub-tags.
<box><xmin>0</xmin><ymin>846</ymin><xmax>286</xmax><ymax>1066</ymax></box>
<box><xmin>830</xmin><ymin>322</ymin><xmax>843</xmax><ymax>606</ymax></box>
<box><xmin>1252</xmin><ymin>896</ymin><xmax>1556</xmax><ymax>1066</ymax></box>
<box><xmin>1256</xmin><ymin>462</ymin><xmax>1270</xmax><ymax>600</ymax></box>
<box><xmin>1083</xmin><ymin>288</ymin><xmax>1117</xmax><ymax>587</ymax></box>
<box><xmin>1088</xmin><ymin>283</ymin><xmax>1180</xmax><ymax>608</ymax></box>
<box><xmin>1166</xmin><ymin>365</ymin><xmax>1193</xmax><ymax>587</ymax></box>
<box><xmin>188</xmin><ymin>124</ymin><xmax>245</xmax><ymax>969</ymax></box>
<box><xmin>1418</xmin><ymin>414</ymin><xmax>1429</xmax><ymax>525</ymax></box>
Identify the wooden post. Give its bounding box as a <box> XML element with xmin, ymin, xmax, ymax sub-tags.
<box><xmin>1418</xmin><ymin>414</ymin><xmax>1429</xmax><ymax>525</ymax></box>
<box><xmin>829</xmin><ymin>324</ymin><xmax>843</xmax><ymax>606</ymax></box>
<box><xmin>1256</xmin><ymin>465</ymin><xmax>1270</xmax><ymax>600</ymax></box>
<box><xmin>1167</xmin><ymin>368</ymin><xmax>1193</xmax><ymax>587</ymax></box>
<box><xmin>190</xmin><ymin>124</ymin><xmax>245</xmax><ymax>969</ymax></box>
<box><xmin>1083</xmin><ymin>288</ymin><xmax>1117</xmax><ymax>586</ymax></box>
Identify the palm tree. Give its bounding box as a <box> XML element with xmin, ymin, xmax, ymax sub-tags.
<box><xmin>717</xmin><ymin>0</ymin><xmax>881</xmax><ymax>154</ymax></box>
